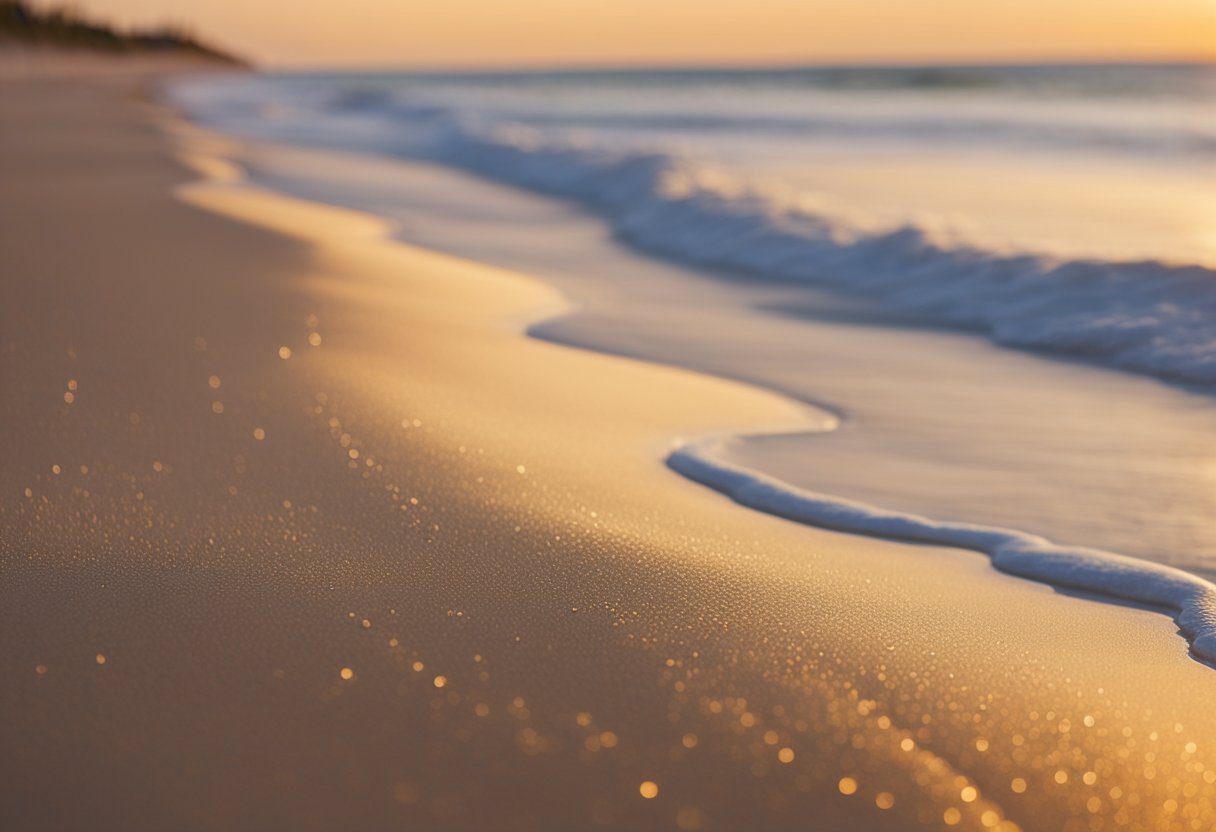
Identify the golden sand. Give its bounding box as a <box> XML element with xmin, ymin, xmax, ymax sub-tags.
<box><xmin>2</xmin><ymin>74</ymin><xmax>1216</xmax><ymax>831</ymax></box>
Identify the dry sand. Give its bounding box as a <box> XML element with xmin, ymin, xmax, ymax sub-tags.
<box><xmin>3</xmin><ymin>72</ymin><xmax>1216</xmax><ymax>832</ymax></box>
<box><xmin>0</xmin><ymin>45</ymin><xmax>243</xmax><ymax>81</ymax></box>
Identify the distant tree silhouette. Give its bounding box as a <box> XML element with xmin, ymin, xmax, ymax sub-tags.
<box><xmin>0</xmin><ymin>1</ymin><xmax>243</xmax><ymax>63</ymax></box>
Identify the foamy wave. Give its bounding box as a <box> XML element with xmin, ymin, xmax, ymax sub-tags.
<box><xmin>166</xmin><ymin>78</ymin><xmax>1216</xmax><ymax>384</ymax></box>
<box><xmin>403</xmin><ymin>116</ymin><xmax>1216</xmax><ymax>385</ymax></box>
<box><xmin>670</xmin><ymin>435</ymin><xmax>1216</xmax><ymax>662</ymax></box>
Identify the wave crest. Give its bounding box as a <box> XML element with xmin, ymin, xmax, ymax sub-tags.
<box><xmin>397</xmin><ymin>111</ymin><xmax>1216</xmax><ymax>384</ymax></box>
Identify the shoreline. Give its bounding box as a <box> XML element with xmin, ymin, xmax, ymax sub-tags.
<box><xmin>5</xmin><ymin>71</ymin><xmax>1216</xmax><ymax>830</ymax></box>
<box><xmin>164</xmin><ymin>82</ymin><xmax>1216</xmax><ymax>667</ymax></box>
<box><xmin>668</xmin><ymin>433</ymin><xmax>1216</xmax><ymax>665</ymax></box>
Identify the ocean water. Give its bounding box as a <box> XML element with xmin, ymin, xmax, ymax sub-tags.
<box><xmin>173</xmin><ymin>65</ymin><xmax>1216</xmax><ymax>382</ymax></box>
<box><xmin>169</xmin><ymin>65</ymin><xmax>1216</xmax><ymax>658</ymax></box>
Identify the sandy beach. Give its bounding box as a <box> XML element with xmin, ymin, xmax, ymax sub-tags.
<box><xmin>5</xmin><ymin>69</ymin><xmax>1216</xmax><ymax>832</ymax></box>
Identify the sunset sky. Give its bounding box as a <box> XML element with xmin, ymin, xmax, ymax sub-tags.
<box><xmin>67</xmin><ymin>0</ymin><xmax>1216</xmax><ymax>68</ymax></box>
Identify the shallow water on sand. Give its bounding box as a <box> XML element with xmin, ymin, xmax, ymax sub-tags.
<box><xmin>189</xmin><ymin>139</ymin><xmax>1216</xmax><ymax>589</ymax></box>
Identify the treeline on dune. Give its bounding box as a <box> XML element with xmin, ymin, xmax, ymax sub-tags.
<box><xmin>0</xmin><ymin>1</ymin><xmax>243</xmax><ymax>63</ymax></box>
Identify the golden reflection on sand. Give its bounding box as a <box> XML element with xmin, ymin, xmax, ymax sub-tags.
<box><xmin>3</xmin><ymin>77</ymin><xmax>1216</xmax><ymax>831</ymax></box>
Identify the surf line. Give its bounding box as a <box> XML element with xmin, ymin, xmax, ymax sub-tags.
<box><xmin>669</xmin><ymin>432</ymin><xmax>1216</xmax><ymax>666</ymax></box>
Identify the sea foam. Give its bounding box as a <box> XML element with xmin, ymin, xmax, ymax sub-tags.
<box><xmin>169</xmin><ymin>77</ymin><xmax>1216</xmax><ymax>384</ymax></box>
<box><xmin>670</xmin><ymin>435</ymin><xmax>1216</xmax><ymax>662</ymax></box>
<box><xmin>393</xmin><ymin>112</ymin><xmax>1216</xmax><ymax>386</ymax></box>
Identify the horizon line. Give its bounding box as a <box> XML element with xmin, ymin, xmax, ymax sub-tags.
<box><xmin>254</xmin><ymin>53</ymin><xmax>1216</xmax><ymax>75</ymax></box>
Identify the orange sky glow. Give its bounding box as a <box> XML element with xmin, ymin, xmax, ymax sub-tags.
<box><xmin>60</xmin><ymin>0</ymin><xmax>1216</xmax><ymax>68</ymax></box>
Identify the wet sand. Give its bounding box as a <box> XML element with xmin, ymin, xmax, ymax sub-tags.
<box><xmin>3</xmin><ymin>74</ymin><xmax>1216</xmax><ymax>832</ymax></box>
